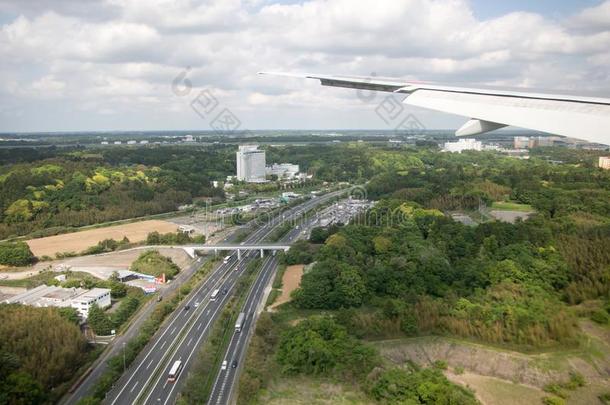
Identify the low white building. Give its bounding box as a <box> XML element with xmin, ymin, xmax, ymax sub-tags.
<box><xmin>266</xmin><ymin>163</ymin><xmax>300</xmax><ymax>179</ymax></box>
<box><xmin>71</xmin><ymin>288</ymin><xmax>111</xmax><ymax>319</ymax></box>
<box><xmin>3</xmin><ymin>285</ymin><xmax>111</xmax><ymax>319</ymax></box>
<box><xmin>443</xmin><ymin>138</ymin><xmax>482</xmax><ymax>153</ymax></box>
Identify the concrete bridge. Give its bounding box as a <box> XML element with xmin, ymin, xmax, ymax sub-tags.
<box><xmin>181</xmin><ymin>243</ymin><xmax>290</xmax><ymax>259</ymax></box>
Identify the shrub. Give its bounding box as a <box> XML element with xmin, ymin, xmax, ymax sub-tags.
<box><xmin>367</xmin><ymin>367</ymin><xmax>478</xmax><ymax>404</ymax></box>
<box><xmin>542</xmin><ymin>397</ymin><xmax>566</xmax><ymax>405</ymax></box>
<box><xmin>276</xmin><ymin>316</ymin><xmax>378</xmax><ymax>378</ymax></box>
<box><xmin>591</xmin><ymin>310</ymin><xmax>609</xmax><ymax>325</ymax></box>
<box><xmin>433</xmin><ymin>360</ymin><xmax>448</xmax><ymax>370</ymax></box>
<box><xmin>0</xmin><ymin>242</ymin><xmax>35</xmax><ymax>266</ymax></box>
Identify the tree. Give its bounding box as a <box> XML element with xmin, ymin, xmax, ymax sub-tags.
<box><xmin>58</xmin><ymin>307</ymin><xmax>80</xmax><ymax>325</ymax></box>
<box><xmin>0</xmin><ymin>242</ymin><xmax>35</xmax><ymax>266</ymax></box>
<box><xmin>109</xmin><ymin>281</ymin><xmax>127</xmax><ymax>298</ymax></box>
<box><xmin>276</xmin><ymin>317</ymin><xmax>377</xmax><ymax>377</ymax></box>
<box><xmin>87</xmin><ymin>303</ymin><xmax>113</xmax><ymax>335</ymax></box>
<box><xmin>336</xmin><ymin>264</ymin><xmax>366</xmax><ymax>307</ymax></box>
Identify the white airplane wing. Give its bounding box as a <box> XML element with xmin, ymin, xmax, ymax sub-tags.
<box><xmin>259</xmin><ymin>72</ymin><xmax>610</xmax><ymax>145</ymax></box>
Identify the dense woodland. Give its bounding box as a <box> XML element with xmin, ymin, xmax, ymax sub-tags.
<box><xmin>241</xmin><ymin>144</ymin><xmax>610</xmax><ymax>404</ymax></box>
<box><xmin>0</xmin><ymin>146</ymin><xmax>229</xmax><ymax>239</ymax></box>
<box><xmin>0</xmin><ymin>305</ymin><xmax>90</xmax><ymax>404</ymax></box>
<box><xmin>286</xmin><ymin>146</ymin><xmax>610</xmax><ymax>347</ymax></box>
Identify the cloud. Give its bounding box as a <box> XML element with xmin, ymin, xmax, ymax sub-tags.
<box><xmin>0</xmin><ymin>0</ymin><xmax>609</xmax><ymax>132</ymax></box>
<box><xmin>571</xmin><ymin>0</ymin><xmax>610</xmax><ymax>31</ymax></box>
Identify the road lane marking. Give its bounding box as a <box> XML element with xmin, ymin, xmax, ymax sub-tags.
<box><xmin>170</xmin><ymin>326</ymin><xmax>177</xmax><ymax>335</ymax></box>
<box><xmin>160</xmin><ymin>340</ymin><xmax>167</xmax><ymax>349</ymax></box>
<box><xmin>146</xmin><ymin>359</ymin><xmax>154</xmax><ymax>370</ymax></box>
<box><xmin>129</xmin><ymin>380</ymin><xmax>140</xmax><ymax>393</ymax></box>
<box><xmin>197</xmin><ymin>322</ymin><xmax>202</xmax><ymax>331</ymax></box>
<box><xmin>187</xmin><ymin>337</ymin><xmax>193</xmax><ymax>346</ymax></box>
<box><xmin>138</xmin><ymin>195</ymin><xmax>340</xmax><ymax>405</ymax></box>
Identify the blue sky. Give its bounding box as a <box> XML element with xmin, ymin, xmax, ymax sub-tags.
<box><xmin>0</xmin><ymin>0</ymin><xmax>608</xmax><ymax>133</ymax></box>
<box><xmin>469</xmin><ymin>0</ymin><xmax>600</xmax><ymax>19</ymax></box>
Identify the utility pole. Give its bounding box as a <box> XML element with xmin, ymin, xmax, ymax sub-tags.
<box><xmin>122</xmin><ymin>342</ymin><xmax>126</xmax><ymax>372</ymax></box>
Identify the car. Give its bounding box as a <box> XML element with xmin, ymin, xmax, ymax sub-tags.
<box><xmin>221</xmin><ymin>360</ymin><xmax>227</xmax><ymax>371</ymax></box>
<box><xmin>231</xmin><ymin>360</ymin><xmax>238</xmax><ymax>368</ymax></box>
<box><xmin>184</xmin><ymin>305</ymin><xmax>190</xmax><ymax>311</ymax></box>
<box><xmin>156</xmin><ymin>295</ymin><xmax>163</xmax><ymax>302</ymax></box>
<box><xmin>194</xmin><ymin>302</ymin><xmax>200</xmax><ymax>308</ymax></box>
<box><xmin>222</xmin><ymin>288</ymin><xmax>228</xmax><ymax>295</ymax></box>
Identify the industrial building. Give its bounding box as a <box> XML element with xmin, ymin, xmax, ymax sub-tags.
<box><xmin>599</xmin><ymin>156</ymin><xmax>610</xmax><ymax>170</ymax></box>
<box><xmin>236</xmin><ymin>145</ymin><xmax>266</xmax><ymax>182</ymax></box>
<box><xmin>3</xmin><ymin>285</ymin><xmax>111</xmax><ymax>319</ymax></box>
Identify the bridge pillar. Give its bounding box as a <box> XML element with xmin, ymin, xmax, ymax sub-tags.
<box><xmin>214</xmin><ymin>248</ymin><xmax>217</xmax><ymax>257</ymax></box>
<box><xmin>237</xmin><ymin>249</ymin><xmax>241</xmax><ymax>260</ymax></box>
<box><xmin>260</xmin><ymin>249</ymin><xmax>264</xmax><ymax>258</ymax></box>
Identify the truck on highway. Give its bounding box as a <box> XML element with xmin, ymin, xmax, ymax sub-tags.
<box><xmin>167</xmin><ymin>360</ymin><xmax>183</xmax><ymax>382</ymax></box>
<box><xmin>235</xmin><ymin>312</ymin><xmax>245</xmax><ymax>332</ymax></box>
<box><xmin>223</xmin><ymin>255</ymin><xmax>231</xmax><ymax>264</ymax></box>
<box><xmin>210</xmin><ymin>289</ymin><xmax>220</xmax><ymax>301</ymax></box>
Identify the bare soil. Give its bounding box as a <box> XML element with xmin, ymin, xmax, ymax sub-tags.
<box><xmin>26</xmin><ymin>220</ymin><xmax>178</xmax><ymax>257</ymax></box>
<box><xmin>269</xmin><ymin>264</ymin><xmax>304</xmax><ymax>310</ymax></box>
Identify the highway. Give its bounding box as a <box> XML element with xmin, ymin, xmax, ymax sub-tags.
<box><xmin>63</xmin><ymin>256</ymin><xmax>209</xmax><ymax>404</ymax></box>
<box><xmin>205</xmin><ymin>219</ymin><xmax>314</xmax><ymax>405</ymax></box>
<box><xmin>104</xmin><ymin>189</ymin><xmax>345</xmax><ymax>405</ymax></box>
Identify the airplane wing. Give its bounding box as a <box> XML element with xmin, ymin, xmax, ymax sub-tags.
<box><xmin>258</xmin><ymin>72</ymin><xmax>610</xmax><ymax>145</ymax></box>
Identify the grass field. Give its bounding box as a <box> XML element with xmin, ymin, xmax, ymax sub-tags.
<box><xmin>26</xmin><ymin>220</ymin><xmax>178</xmax><ymax>257</ymax></box>
<box><xmin>447</xmin><ymin>371</ymin><xmax>546</xmax><ymax>405</ymax></box>
<box><xmin>491</xmin><ymin>201</ymin><xmax>534</xmax><ymax>212</ymax></box>
<box><xmin>257</xmin><ymin>376</ymin><xmax>370</xmax><ymax>405</ymax></box>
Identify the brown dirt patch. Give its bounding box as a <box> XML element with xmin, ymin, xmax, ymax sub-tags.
<box><xmin>269</xmin><ymin>264</ymin><xmax>304</xmax><ymax>310</ymax></box>
<box><xmin>26</xmin><ymin>220</ymin><xmax>178</xmax><ymax>257</ymax></box>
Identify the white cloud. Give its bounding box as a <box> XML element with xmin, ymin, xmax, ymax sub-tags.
<box><xmin>0</xmin><ymin>0</ymin><xmax>609</xmax><ymax>131</ymax></box>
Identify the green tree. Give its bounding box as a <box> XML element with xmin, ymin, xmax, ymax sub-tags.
<box><xmin>336</xmin><ymin>264</ymin><xmax>366</xmax><ymax>307</ymax></box>
<box><xmin>0</xmin><ymin>242</ymin><xmax>35</xmax><ymax>266</ymax></box>
<box><xmin>87</xmin><ymin>303</ymin><xmax>113</xmax><ymax>335</ymax></box>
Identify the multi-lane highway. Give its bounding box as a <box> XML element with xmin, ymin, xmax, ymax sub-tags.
<box><xmin>63</xmin><ymin>256</ymin><xmax>209</xmax><ymax>404</ymax></box>
<box><xmin>206</xmin><ymin>216</ymin><xmax>317</xmax><ymax>405</ymax></box>
<box><xmin>104</xmin><ymin>189</ymin><xmax>345</xmax><ymax>405</ymax></box>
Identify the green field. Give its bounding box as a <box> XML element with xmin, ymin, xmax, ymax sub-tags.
<box><xmin>491</xmin><ymin>201</ymin><xmax>534</xmax><ymax>212</ymax></box>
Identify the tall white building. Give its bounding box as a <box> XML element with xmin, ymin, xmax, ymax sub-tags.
<box><xmin>442</xmin><ymin>138</ymin><xmax>482</xmax><ymax>153</ymax></box>
<box><xmin>236</xmin><ymin>145</ymin><xmax>266</xmax><ymax>182</ymax></box>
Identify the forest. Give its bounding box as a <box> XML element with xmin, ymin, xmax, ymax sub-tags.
<box><xmin>0</xmin><ymin>146</ymin><xmax>229</xmax><ymax>239</ymax></box>
<box><xmin>0</xmin><ymin>305</ymin><xmax>91</xmax><ymax>404</ymax></box>
<box><xmin>239</xmin><ymin>144</ymin><xmax>610</xmax><ymax>404</ymax></box>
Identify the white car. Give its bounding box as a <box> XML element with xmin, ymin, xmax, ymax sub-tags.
<box><xmin>194</xmin><ymin>302</ymin><xmax>200</xmax><ymax>308</ymax></box>
<box><xmin>221</xmin><ymin>360</ymin><xmax>227</xmax><ymax>371</ymax></box>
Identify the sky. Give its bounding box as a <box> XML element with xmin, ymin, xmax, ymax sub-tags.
<box><xmin>0</xmin><ymin>0</ymin><xmax>609</xmax><ymax>133</ymax></box>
